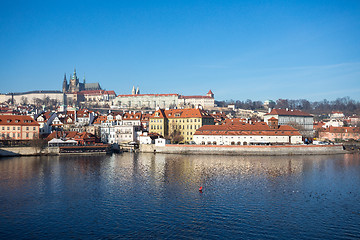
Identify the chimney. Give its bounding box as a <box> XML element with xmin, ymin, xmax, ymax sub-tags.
<box><xmin>268</xmin><ymin>108</ymin><xmax>272</xmax><ymax>113</ymax></box>
<box><xmin>286</xmin><ymin>108</ymin><xmax>289</xmax><ymax>111</ymax></box>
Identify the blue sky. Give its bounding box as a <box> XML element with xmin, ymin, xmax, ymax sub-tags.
<box><xmin>0</xmin><ymin>0</ymin><xmax>359</xmax><ymax>101</ymax></box>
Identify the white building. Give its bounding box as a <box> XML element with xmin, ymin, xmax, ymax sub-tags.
<box><xmin>113</xmin><ymin>87</ymin><xmax>215</xmax><ymax>109</ymax></box>
<box><xmin>178</xmin><ymin>90</ymin><xmax>215</xmax><ymax>108</ymax></box>
<box><xmin>115</xmin><ymin>125</ymin><xmax>142</xmax><ymax>143</ymax></box>
<box><xmin>99</xmin><ymin>111</ymin><xmax>144</xmax><ymax>144</ymax></box>
<box><xmin>36</xmin><ymin>111</ymin><xmax>57</xmax><ymax>135</ymax></box>
<box><xmin>323</xmin><ymin>119</ymin><xmax>344</xmax><ymax>128</ymax></box>
<box><xmin>193</xmin><ymin>122</ymin><xmax>303</xmax><ymax>145</ymax></box>
<box><xmin>264</xmin><ymin>108</ymin><xmax>314</xmax><ymax>137</ymax></box>
<box><xmin>330</xmin><ymin>111</ymin><xmax>345</xmax><ymax>120</ymax></box>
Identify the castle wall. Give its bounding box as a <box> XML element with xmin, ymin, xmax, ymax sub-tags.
<box><xmin>0</xmin><ymin>92</ymin><xmax>64</xmax><ymax>104</ymax></box>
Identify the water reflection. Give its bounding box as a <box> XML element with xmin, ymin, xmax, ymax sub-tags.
<box><xmin>0</xmin><ymin>153</ymin><xmax>359</xmax><ymax>239</ymax></box>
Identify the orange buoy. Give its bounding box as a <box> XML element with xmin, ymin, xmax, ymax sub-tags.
<box><xmin>199</xmin><ymin>186</ymin><xmax>203</xmax><ymax>192</ymax></box>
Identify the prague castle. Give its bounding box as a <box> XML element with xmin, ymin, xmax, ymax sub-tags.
<box><xmin>114</xmin><ymin>87</ymin><xmax>215</xmax><ymax>109</ymax></box>
<box><xmin>62</xmin><ymin>69</ymin><xmax>101</xmax><ymax>93</ymax></box>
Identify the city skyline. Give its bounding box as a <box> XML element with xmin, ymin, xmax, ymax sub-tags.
<box><xmin>1</xmin><ymin>0</ymin><xmax>360</xmax><ymax>101</ymax></box>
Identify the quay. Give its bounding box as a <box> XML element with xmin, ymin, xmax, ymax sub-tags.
<box><xmin>140</xmin><ymin>144</ymin><xmax>346</xmax><ymax>156</ymax></box>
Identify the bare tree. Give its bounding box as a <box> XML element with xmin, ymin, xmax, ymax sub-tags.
<box><xmin>20</xmin><ymin>96</ymin><xmax>28</xmax><ymax>105</ymax></box>
<box><xmin>168</xmin><ymin>130</ymin><xmax>184</xmax><ymax>143</ymax></box>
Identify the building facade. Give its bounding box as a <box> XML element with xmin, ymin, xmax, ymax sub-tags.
<box><xmin>0</xmin><ymin>115</ymin><xmax>40</xmax><ymax>140</ymax></box>
<box><xmin>193</xmin><ymin>122</ymin><xmax>303</xmax><ymax>145</ymax></box>
<box><xmin>62</xmin><ymin>69</ymin><xmax>101</xmax><ymax>93</ymax></box>
<box><xmin>149</xmin><ymin>108</ymin><xmax>214</xmax><ymax>142</ymax></box>
<box><xmin>113</xmin><ymin>87</ymin><xmax>215</xmax><ymax>109</ymax></box>
<box><xmin>318</xmin><ymin>127</ymin><xmax>360</xmax><ymax>142</ymax></box>
<box><xmin>264</xmin><ymin>108</ymin><xmax>314</xmax><ymax>137</ymax></box>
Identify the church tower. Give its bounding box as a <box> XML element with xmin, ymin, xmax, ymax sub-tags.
<box><xmin>69</xmin><ymin>68</ymin><xmax>79</xmax><ymax>93</ymax></box>
<box><xmin>132</xmin><ymin>86</ymin><xmax>136</xmax><ymax>95</ymax></box>
<box><xmin>62</xmin><ymin>74</ymin><xmax>68</xmax><ymax>93</ymax></box>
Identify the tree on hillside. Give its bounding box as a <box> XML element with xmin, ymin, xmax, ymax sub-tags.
<box><xmin>20</xmin><ymin>96</ymin><xmax>28</xmax><ymax>105</ymax></box>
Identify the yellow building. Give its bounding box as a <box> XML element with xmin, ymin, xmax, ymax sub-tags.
<box><xmin>149</xmin><ymin>108</ymin><xmax>214</xmax><ymax>142</ymax></box>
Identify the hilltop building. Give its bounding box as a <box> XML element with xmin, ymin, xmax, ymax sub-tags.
<box><xmin>114</xmin><ymin>87</ymin><xmax>215</xmax><ymax>109</ymax></box>
<box><xmin>62</xmin><ymin>69</ymin><xmax>101</xmax><ymax>93</ymax></box>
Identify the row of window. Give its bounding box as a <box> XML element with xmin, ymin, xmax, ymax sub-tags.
<box><xmin>150</xmin><ymin>118</ymin><xmax>201</xmax><ymax>123</ymax></box>
<box><xmin>1</xmin><ymin>126</ymin><xmax>36</xmax><ymax>131</ymax></box>
<box><xmin>171</xmin><ymin>125</ymin><xmax>199</xmax><ymax>130</ymax></box>
<box><xmin>150</xmin><ymin>125</ymin><xmax>163</xmax><ymax>130</ymax></box>
<box><xmin>1</xmin><ymin>132</ymin><xmax>35</xmax><ymax>138</ymax></box>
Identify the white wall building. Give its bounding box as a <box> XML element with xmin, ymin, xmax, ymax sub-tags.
<box><xmin>113</xmin><ymin>88</ymin><xmax>215</xmax><ymax>109</ymax></box>
<box><xmin>115</xmin><ymin>125</ymin><xmax>141</xmax><ymax>143</ymax></box>
<box><xmin>193</xmin><ymin>122</ymin><xmax>303</xmax><ymax>145</ymax></box>
<box><xmin>36</xmin><ymin>111</ymin><xmax>57</xmax><ymax>135</ymax></box>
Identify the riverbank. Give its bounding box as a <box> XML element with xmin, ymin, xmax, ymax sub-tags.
<box><xmin>1</xmin><ymin>144</ymin><xmax>347</xmax><ymax>157</ymax></box>
<box><xmin>140</xmin><ymin>144</ymin><xmax>346</xmax><ymax>156</ymax></box>
<box><xmin>0</xmin><ymin>145</ymin><xmax>112</xmax><ymax>157</ymax></box>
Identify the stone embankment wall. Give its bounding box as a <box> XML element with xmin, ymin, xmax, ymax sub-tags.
<box><xmin>0</xmin><ymin>147</ymin><xmax>59</xmax><ymax>157</ymax></box>
<box><xmin>140</xmin><ymin>144</ymin><xmax>345</xmax><ymax>156</ymax></box>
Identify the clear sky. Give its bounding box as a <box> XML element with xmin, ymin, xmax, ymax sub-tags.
<box><xmin>1</xmin><ymin>0</ymin><xmax>359</xmax><ymax>101</ymax></box>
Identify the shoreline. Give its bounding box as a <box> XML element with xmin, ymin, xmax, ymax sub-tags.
<box><xmin>0</xmin><ymin>144</ymin><xmax>349</xmax><ymax>157</ymax></box>
<box><xmin>140</xmin><ymin>144</ymin><xmax>346</xmax><ymax>156</ymax></box>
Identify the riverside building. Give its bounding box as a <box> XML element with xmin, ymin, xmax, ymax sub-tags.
<box><xmin>0</xmin><ymin>115</ymin><xmax>40</xmax><ymax>141</ymax></box>
<box><xmin>149</xmin><ymin>108</ymin><xmax>214</xmax><ymax>142</ymax></box>
<box><xmin>193</xmin><ymin>120</ymin><xmax>303</xmax><ymax>145</ymax></box>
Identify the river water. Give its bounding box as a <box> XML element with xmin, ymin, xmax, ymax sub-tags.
<box><xmin>0</xmin><ymin>153</ymin><xmax>359</xmax><ymax>239</ymax></box>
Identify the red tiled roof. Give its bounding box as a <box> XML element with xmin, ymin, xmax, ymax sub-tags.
<box><xmin>265</xmin><ymin>109</ymin><xmax>312</xmax><ymax>117</ymax></box>
<box><xmin>123</xmin><ymin>112</ymin><xmax>142</xmax><ymax>120</ymax></box>
<box><xmin>117</xmin><ymin>94</ymin><xmax>178</xmax><ymax>97</ymax></box>
<box><xmin>77</xmin><ymin>90</ymin><xmax>105</xmax><ymax>95</ymax></box>
<box><xmin>179</xmin><ymin>95</ymin><xmax>212</xmax><ymax>99</ymax></box>
<box><xmin>0</xmin><ymin>115</ymin><xmax>39</xmax><ymax>126</ymax></box>
<box><xmin>93</xmin><ymin>115</ymin><xmax>107</xmax><ymax>124</ymax></box>
<box><xmin>207</xmin><ymin>90</ymin><xmax>213</xmax><ymax>95</ymax></box>
<box><xmin>105</xmin><ymin>90</ymin><xmax>116</xmax><ymax>95</ymax></box>
<box><xmin>150</xmin><ymin>108</ymin><xmax>213</xmax><ymax>119</ymax></box>
<box><xmin>324</xmin><ymin>126</ymin><xmax>360</xmax><ymax>133</ymax></box>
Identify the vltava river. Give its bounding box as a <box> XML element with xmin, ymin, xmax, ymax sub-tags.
<box><xmin>0</xmin><ymin>153</ymin><xmax>359</xmax><ymax>239</ymax></box>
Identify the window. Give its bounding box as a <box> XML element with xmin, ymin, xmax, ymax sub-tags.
<box><xmin>26</xmin><ymin>127</ymin><xmax>29</xmax><ymax>130</ymax></box>
<box><xmin>33</xmin><ymin>127</ymin><xmax>36</xmax><ymax>130</ymax></box>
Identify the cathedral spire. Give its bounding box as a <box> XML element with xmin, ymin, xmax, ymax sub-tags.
<box><xmin>72</xmin><ymin>67</ymin><xmax>77</xmax><ymax>79</ymax></box>
<box><xmin>83</xmin><ymin>73</ymin><xmax>86</xmax><ymax>84</ymax></box>
<box><xmin>62</xmin><ymin>73</ymin><xmax>68</xmax><ymax>93</ymax></box>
